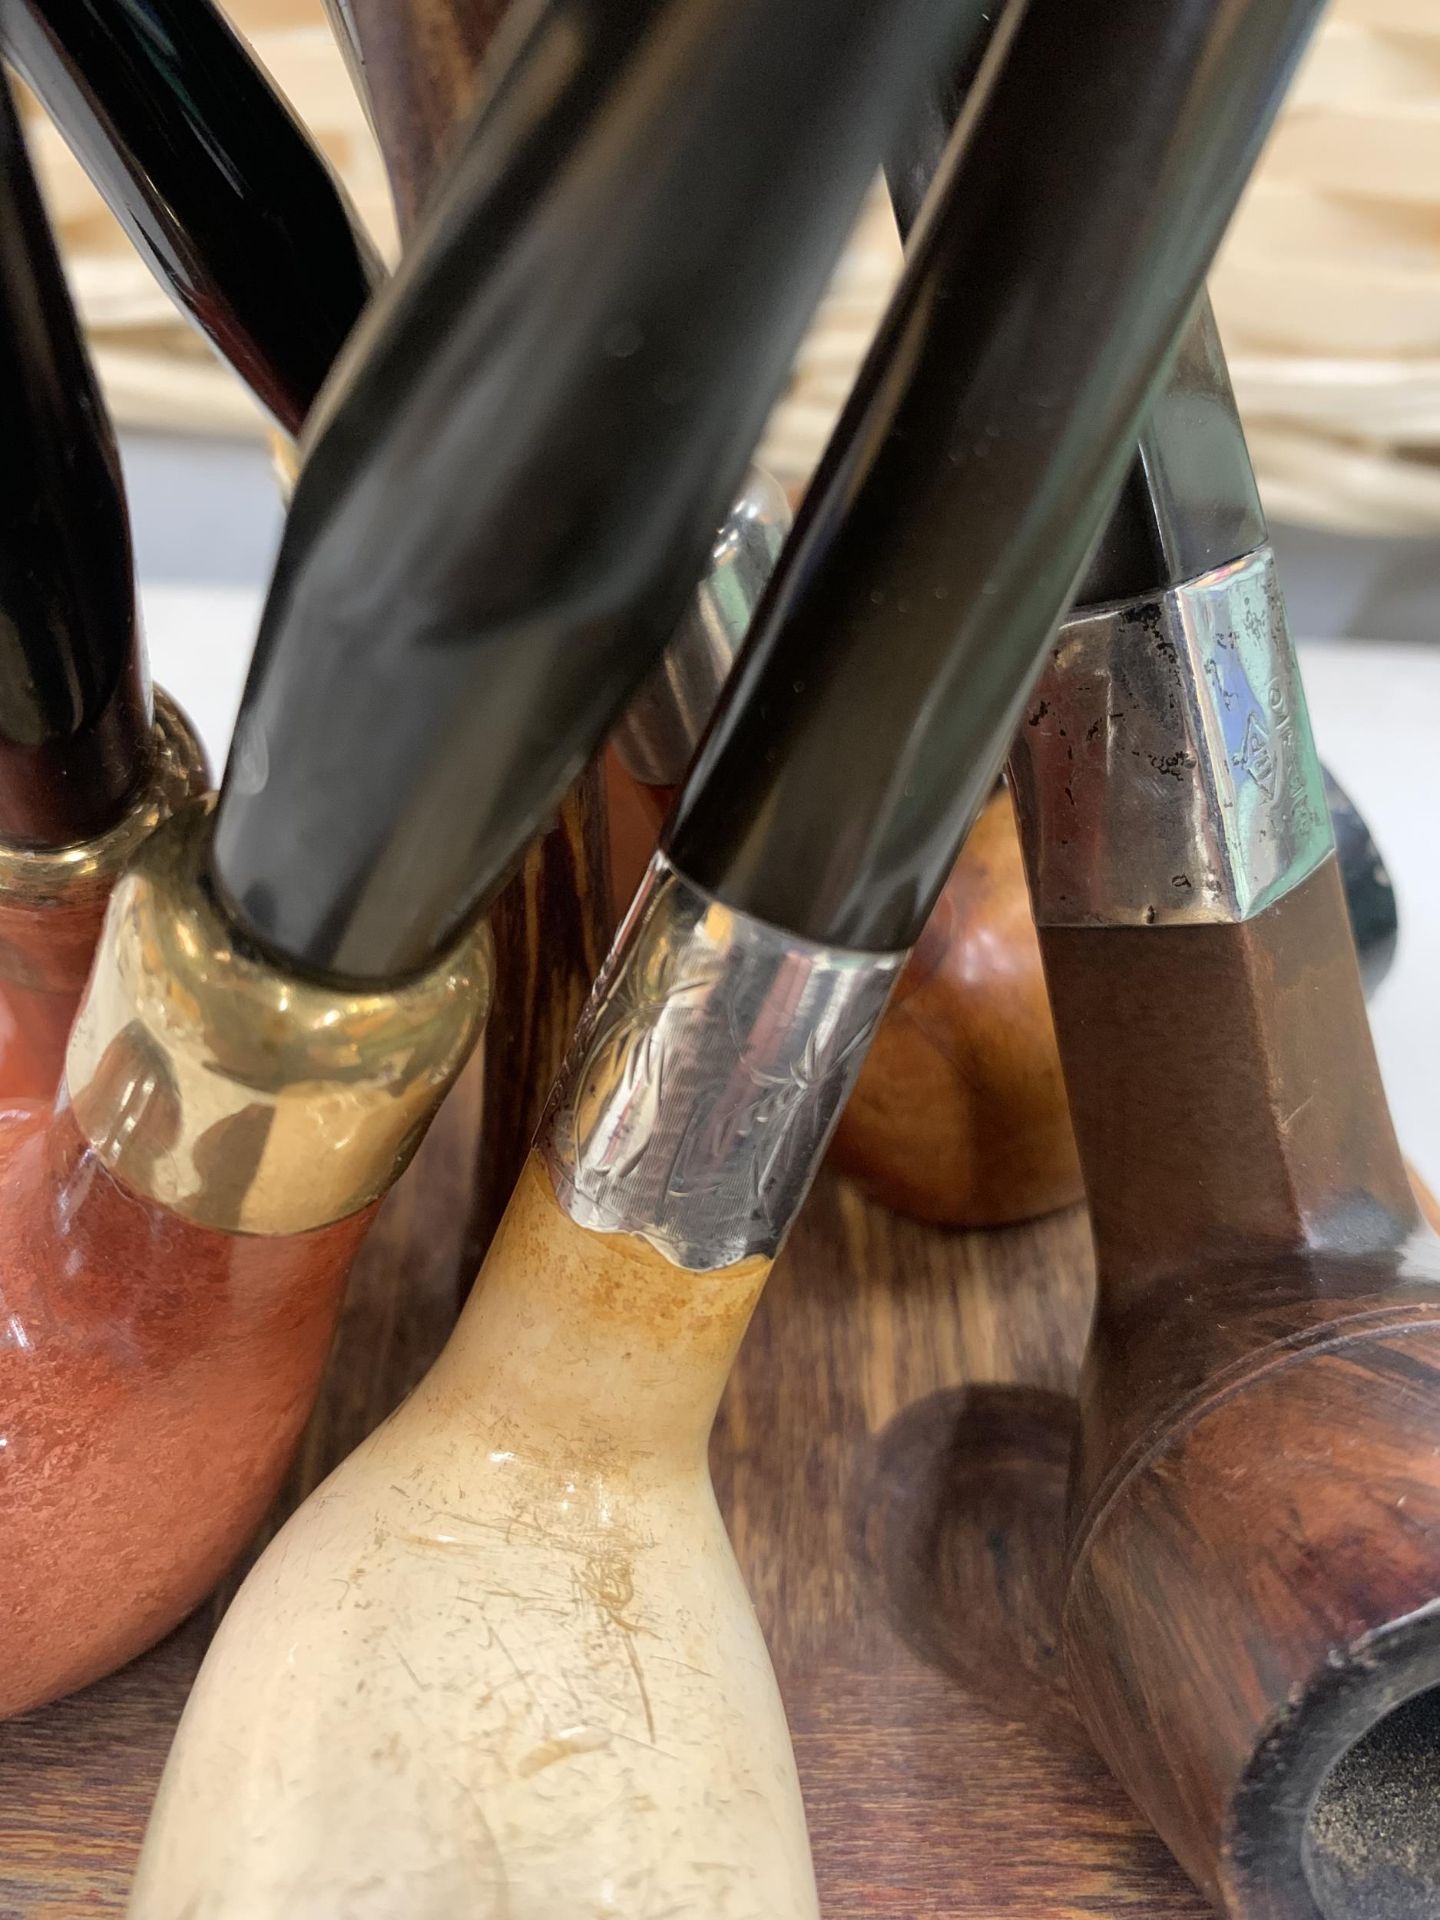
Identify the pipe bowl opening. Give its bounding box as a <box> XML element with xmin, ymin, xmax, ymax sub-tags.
<box><xmin>1304</xmin><ymin>1685</ymin><xmax>1440</xmax><ymax>1920</ymax></box>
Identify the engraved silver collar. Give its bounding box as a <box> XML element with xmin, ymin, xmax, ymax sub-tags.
<box><xmin>543</xmin><ymin>856</ymin><xmax>901</xmax><ymax>1271</ymax></box>
<box><xmin>1008</xmin><ymin>544</ymin><xmax>1333</xmax><ymax>927</ymax></box>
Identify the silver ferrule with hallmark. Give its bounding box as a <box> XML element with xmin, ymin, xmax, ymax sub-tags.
<box><xmin>1008</xmin><ymin>545</ymin><xmax>1333</xmax><ymax>928</ymax></box>
<box><xmin>611</xmin><ymin>466</ymin><xmax>790</xmax><ymax>788</ymax></box>
<box><xmin>543</xmin><ymin>852</ymin><xmax>901</xmax><ymax>1270</ymax></box>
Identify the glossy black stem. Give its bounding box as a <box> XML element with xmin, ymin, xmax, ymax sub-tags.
<box><xmin>0</xmin><ymin>77</ymin><xmax>147</xmax><ymax>847</ymax></box>
<box><xmin>887</xmin><ymin>25</ymin><xmax>1268</xmax><ymax>614</ymax></box>
<box><xmin>666</xmin><ymin>0</ymin><xmax>1323</xmax><ymax>953</ymax></box>
<box><xmin>884</xmin><ymin>3</ymin><xmax>1006</xmax><ymax>239</ymax></box>
<box><xmin>210</xmin><ymin>0</ymin><xmax>981</xmax><ymax>983</ymax></box>
<box><xmin>1078</xmin><ymin>297</ymin><xmax>1268</xmax><ymax>605</ymax></box>
<box><xmin>4</xmin><ymin>0</ymin><xmax>383</xmax><ymax>436</ymax></box>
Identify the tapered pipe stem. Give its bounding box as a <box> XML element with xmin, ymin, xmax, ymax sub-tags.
<box><xmin>0</xmin><ymin>77</ymin><xmax>146</xmax><ymax>847</ymax></box>
<box><xmin>6</xmin><ymin>0</ymin><xmax>382</xmax><ymax>433</ymax></box>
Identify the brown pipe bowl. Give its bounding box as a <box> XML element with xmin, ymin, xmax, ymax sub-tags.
<box><xmin>828</xmin><ymin>787</ymin><xmax>1083</xmax><ymax>1226</ymax></box>
<box><xmin>1064</xmin><ymin>1248</ymin><xmax>1440</xmax><ymax>1919</ymax></box>
<box><xmin>0</xmin><ymin>1105</ymin><xmax>370</xmax><ymax>1717</ymax></box>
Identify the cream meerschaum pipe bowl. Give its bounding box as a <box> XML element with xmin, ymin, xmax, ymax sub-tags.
<box><xmin>129</xmin><ymin>860</ymin><xmax>902</xmax><ymax>1919</ymax></box>
<box><xmin>132</xmin><ymin>1169</ymin><xmax>805</xmax><ymax>1914</ymax></box>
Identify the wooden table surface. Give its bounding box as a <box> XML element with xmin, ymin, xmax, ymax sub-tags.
<box><xmin>0</xmin><ymin>1107</ymin><xmax>1205</xmax><ymax>1918</ymax></box>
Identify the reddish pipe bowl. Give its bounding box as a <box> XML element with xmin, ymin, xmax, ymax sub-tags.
<box><xmin>0</xmin><ymin>889</ymin><xmax>110</xmax><ymax>1103</ymax></box>
<box><xmin>0</xmin><ymin>1101</ymin><xmax>370</xmax><ymax>1717</ymax></box>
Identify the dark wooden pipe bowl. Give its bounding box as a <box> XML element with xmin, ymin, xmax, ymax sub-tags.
<box><xmin>1050</xmin><ymin>861</ymin><xmax>1440</xmax><ymax>1920</ymax></box>
<box><xmin>829</xmin><ymin>786</ymin><xmax>1081</xmax><ymax>1226</ymax></box>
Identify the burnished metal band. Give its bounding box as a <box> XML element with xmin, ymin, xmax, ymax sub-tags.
<box><xmin>610</xmin><ymin>467</ymin><xmax>789</xmax><ymax>788</ymax></box>
<box><xmin>1008</xmin><ymin>545</ymin><xmax>1333</xmax><ymax>927</ymax></box>
<box><xmin>543</xmin><ymin>853</ymin><xmax>901</xmax><ymax>1271</ymax></box>
<box><xmin>66</xmin><ymin>796</ymin><xmax>492</xmax><ymax>1236</ymax></box>
<box><xmin>0</xmin><ymin>689</ymin><xmax>208</xmax><ymax>916</ymax></box>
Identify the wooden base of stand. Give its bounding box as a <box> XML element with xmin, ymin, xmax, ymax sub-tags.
<box><xmin>0</xmin><ymin>1161</ymin><xmax>1203</xmax><ymax>1916</ymax></box>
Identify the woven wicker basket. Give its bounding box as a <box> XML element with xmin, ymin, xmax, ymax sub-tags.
<box><xmin>22</xmin><ymin>0</ymin><xmax>1440</xmax><ymax>534</ymax></box>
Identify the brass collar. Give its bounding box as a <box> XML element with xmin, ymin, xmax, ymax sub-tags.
<box><xmin>0</xmin><ymin>688</ymin><xmax>208</xmax><ymax>915</ymax></box>
<box><xmin>66</xmin><ymin>796</ymin><xmax>493</xmax><ymax>1236</ymax></box>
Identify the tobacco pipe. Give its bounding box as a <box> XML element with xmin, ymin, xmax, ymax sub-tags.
<box><xmin>320</xmin><ymin>0</ymin><xmax>609</xmax><ymax>1281</ymax></box>
<box><xmin>605</xmin><ymin>457</ymin><xmax>1396</xmax><ymax>1232</ymax></box>
<box><xmin>832</xmin><ymin>771</ymin><xmax>1400</xmax><ymax>1226</ymax></box>
<box><xmin>129</xmin><ymin>0</ymin><xmax>1322</xmax><ymax>1909</ymax></box>
<box><xmin>0</xmin><ymin>0</ymin><xmax>983</xmax><ymax>1728</ymax></box>
<box><xmin>1006</xmin><ymin>302</ymin><xmax>1440</xmax><ymax>1920</ymax></box>
<box><xmin>832</xmin><ymin>85</ymin><xmax>1403</xmax><ymax>1229</ymax></box>
<box><xmin>0</xmin><ymin>77</ymin><xmax>206</xmax><ymax>1104</ymax></box>
<box><xmin>2</xmin><ymin>0</ymin><xmax>383</xmax><ymax>435</ymax></box>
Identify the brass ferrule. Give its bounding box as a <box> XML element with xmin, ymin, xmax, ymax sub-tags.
<box><xmin>65</xmin><ymin>796</ymin><xmax>493</xmax><ymax>1236</ymax></box>
<box><xmin>0</xmin><ymin>690</ymin><xmax>208</xmax><ymax>985</ymax></box>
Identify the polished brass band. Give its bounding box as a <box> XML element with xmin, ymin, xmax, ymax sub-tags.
<box><xmin>0</xmin><ymin>689</ymin><xmax>208</xmax><ymax>914</ymax></box>
<box><xmin>66</xmin><ymin>796</ymin><xmax>492</xmax><ymax>1235</ymax></box>
<box><xmin>0</xmin><ymin>690</ymin><xmax>209</xmax><ymax>996</ymax></box>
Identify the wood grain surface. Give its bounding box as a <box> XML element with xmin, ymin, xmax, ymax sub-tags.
<box><xmin>1040</xmin><ymin>858</ymin><xmax>1440</xmax><ymax>1915</ymax></box>
<box><xmin>829</xmin><ymin>788</ymin><xmax>1084</xmax><ymax>1229</ymax></box>
<box><xmin>321</xmin><ymin>0</ymin><xmax>516</xmax><ymax>234</ymax></box>
<box><xmin>0</xmin><ymin>1165</ymin><xmax>1210</xmax><ymax>1918</ymax></box>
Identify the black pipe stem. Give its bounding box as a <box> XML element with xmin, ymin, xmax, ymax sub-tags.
<box><xmin>209</xmin><ymin>0</ymin><xmax>988</xmax><ymax>983</ymax></box>
<box><xmin>887</xmin><ymin>35</ymin><xmax>1269</xmax><ymax>630</ymax></box>
<box><xmin>0</xmin><ymin>76</ymin><xmax>147</xmax><ymax>848</ymax></box>
<box><xmin>4</xmin><ymin>0</ymin><xmax>383</xmax><ymax>435</ymax></box>
<box><xmin>665</xmin><ymin>0</ymin><xmax>1325</xmax><ymax>953</ymax></box>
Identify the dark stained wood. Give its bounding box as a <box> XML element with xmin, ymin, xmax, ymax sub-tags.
<box><xmin>0</xmin><ymin>1164</ymin><xmax>1217</xmax><ymax>1917</ymax></box>
<box><xmin>323</xmin><ymin>0</ymin><xmax>515</xmax><ymax>234</ymax></box>
<box><xmin>0</xmin><ymin>1619</ymin><xmax>209</xmax><ymax>1917</ymax></box>
<box><xmin>1041</xmin><ymin>856</ymin><xmax>1440</xmax><ymax>1918</ymax></box>
<box><xmin>831</xmin><ymin>787</ymin><xmax>1084</xmax><ymax>1229</ymax></box>
<box><xmin>719</xmin><ymin>1173</ymin><xmax>1209</xmax><ymax>1919</ymax></box>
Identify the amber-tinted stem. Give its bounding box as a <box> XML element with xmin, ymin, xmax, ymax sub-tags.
<box><xmin>1040</xmin><ymin>858</ymin><xmax>1418</xmax><ymax>1306</ymax></box>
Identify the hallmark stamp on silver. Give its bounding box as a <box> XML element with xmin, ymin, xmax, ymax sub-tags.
<box><xmin>542</xmin><ymin>854</ymin><xmax>900</xmax><ymax>1270</ymax></box>
<box><xmin>1007</xmin><ymin>544</ymin><xmax>1333</xmax><ymax>927</ymax></box>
